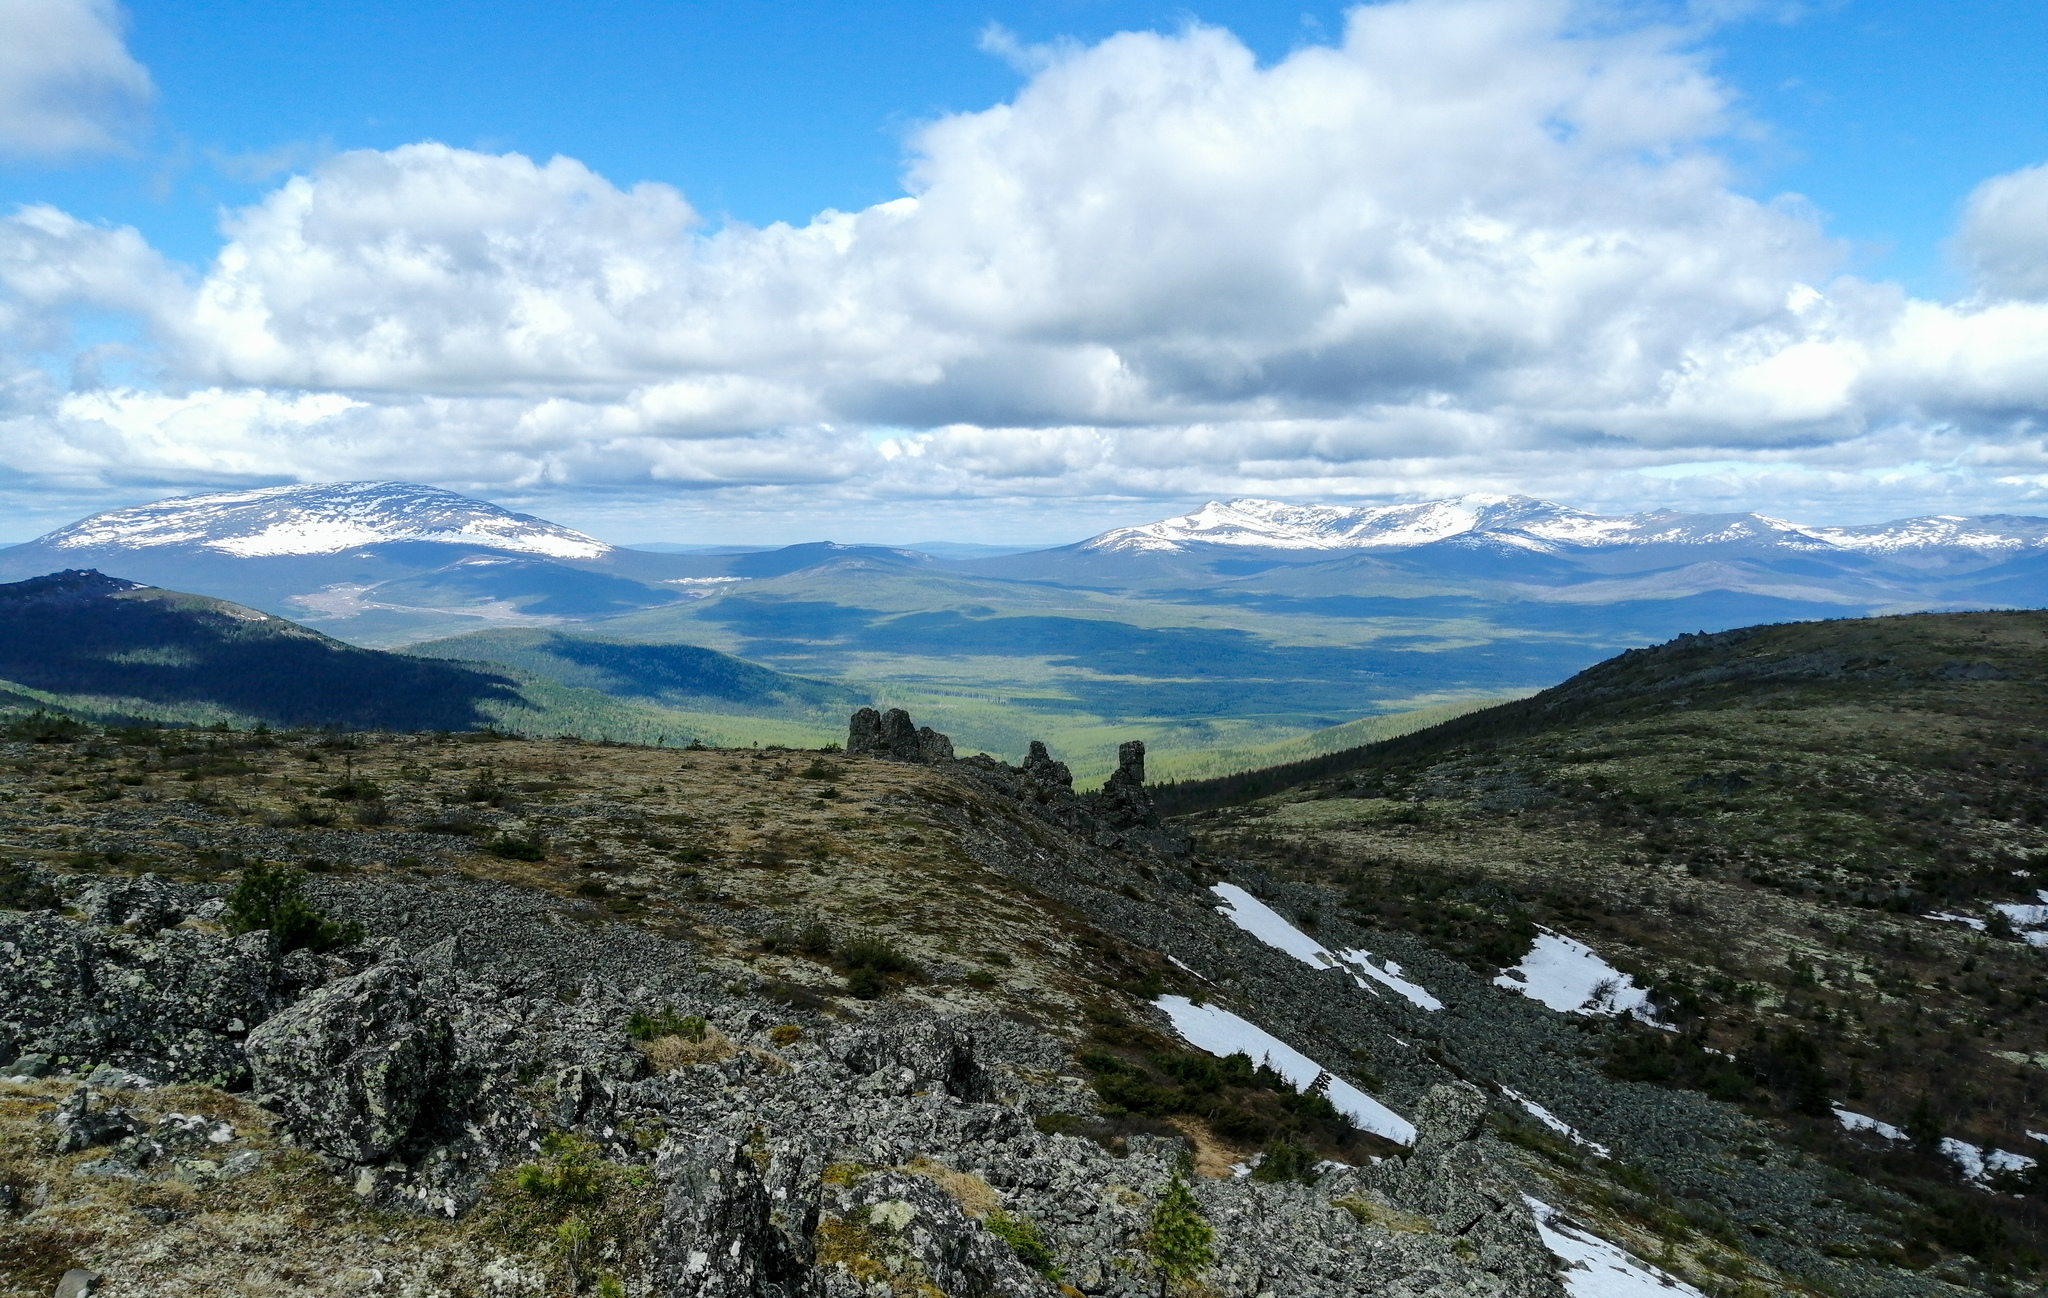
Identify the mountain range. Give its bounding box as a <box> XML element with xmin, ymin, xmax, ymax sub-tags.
<box><xmin>4</xmin><ymin>483</ymin><xmax>2046</xmax><ymax>778</ymax></box>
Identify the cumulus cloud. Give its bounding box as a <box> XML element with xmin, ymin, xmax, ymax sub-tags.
<box><xmin>2</xmin><ymin>0</ymin><xmax>2048</xmax><ymax>526</ymax></box>
<box><xmin>0</xmin><ymin>0</ymin><xmax>153</xmax><ymax>158</ymax></box>
<box><xmin>1957</xmin><ymin>163</ymin><xmax>2048</xmax><ymax>303</ymax></box>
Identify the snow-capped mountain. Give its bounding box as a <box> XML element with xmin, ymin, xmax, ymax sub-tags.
<box><xmin>33</xmin><ymin>482</ymin><xmax>612</xmax><ymax>561</ymax></box>
<box><xmin>1081</xmin><ymin>495</ymin><xmax>1613</xmax><ymax>553</ymax></box>
<box><xmin>1079</xmin><ymin>496</ymin><xmax>2048</xmax><ymax>559</ymax></box>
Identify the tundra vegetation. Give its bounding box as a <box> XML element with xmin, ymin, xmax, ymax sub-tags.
<box><xmin>1</xmin><ymin>611</ymin><xmax>2046</xmax><ymax>1296</ymax></box>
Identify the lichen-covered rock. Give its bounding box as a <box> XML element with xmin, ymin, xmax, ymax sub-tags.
<box><xmin>828</xmin><ymin>1020</ymin><xmax>993</xmax><ymax>1102</ymax></box>
<box><xmin>77</xmin><ymin>872</ymin><xmax>185</xmax><ymax>933</ymax></box>
<box><xmin>52</xmin><ymin>1086</ymin><xmax>141</xmax><ymax>1154</ymax></box>
<box><xmin>820</xmin><ymin>1170</ymin><xmax>1055</xmax><ymax>1298</ymax></box>
<box><xmin>246</xmin><ymin>959</ymin><xmax>452</xmax><ymax>1162</ymax></box>
<box><xmin>0</xmin><ymin>910</ymin><xmax>317</xmax><ymax>1083</ymax></box>
<box><xmin>652</xmin><ymin>1131</ymin><xmax>799</xmax><ymax>1298</ymax></box>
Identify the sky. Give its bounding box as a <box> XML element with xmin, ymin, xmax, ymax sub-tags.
<box><xmin>1</xmin><ymin>0</ymin><xmax>2046</xmax><ymax>546</ymax></box>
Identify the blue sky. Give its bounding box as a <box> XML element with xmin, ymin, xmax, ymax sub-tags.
<box><xmin>12</xmin><ymin>0</ymin><xmax>2045</xmax><ymax>293</ymax></box>
<box><xmin>3</xmin><ymin>0</ymin><xmax>2048</xmax><ymax>543</ymax></box>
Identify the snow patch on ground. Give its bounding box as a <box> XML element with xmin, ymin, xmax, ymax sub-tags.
<box><xmin>1835</xmin><ymin>1107</ymin><xmax>1907</xmax><ymax>1142</ymax></box>
<box><xmin>1839</xmin><ymin>1109</ymin><xmax>2036</xmax><ymax>1186</ymax></box>
<box><xmin>1208</xmin><ymin>883</ymin><xmax>1442</xmax><ymax>1011</ymax></box>
<box><xmin>1154</xmin><ymin>995</ymin><xmax>1416</xmax><ymax>1145</ymax></box>
<box><xmin>1942</xmin><ymin>1139</ymin><xmax>2037</xmax><ymax>1185</ymax></box>
<box><xmin>1502</xmin><ymin>1088</ymin><xmax>1610</xmax><ymax>1157</ymax></box>
<box><xmin>1524</xmin><ymin>1196</ymin><xmax>1703</xmax><ymax>1298</ymax></box>
<box><xmin>1492</xmin><ymin>928</ymin><xmax>1660</xmax><ymax>1024</ymax></box>
<box><xmin>1925</xmin><ymin>911</ymin><xmax>1988</xmax><ymax>931</ymax></box>
<box><xmin>1337</xmin><ymin>948</ymin><xmax>1444</xmax><ymax>1012</ymax></box>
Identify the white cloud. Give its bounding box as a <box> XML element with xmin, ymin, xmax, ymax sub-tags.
<box><xmin>0</xmin><ymin>0</ymin><xmax>153</xmax><ymax>158</ymax></box>
<box><xmin>1957</xmin><ymin>162</ymin><xmax>2048</xmax><ymax>303</ymax></box>
<box><xmin>1</xmin><ymin>0</ymin><xmax>2047</xmax><ymax>530</ymax></box>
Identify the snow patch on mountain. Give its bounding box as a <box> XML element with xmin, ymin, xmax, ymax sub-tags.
<box><xmin>1085</xmin><ymin>495</ymin><xmax>1602</xmax><ymax>553</ymax></box>
<box><xmin>1524</xmin><ymin>1197</ymin><xmax>1704</xmax><ymax>1298</ymax></box>
<box><xmin>33</xmin><ymin>483</ymin><xmax>611</xmax><ymax>561</ymax></box>
<box><xmin>1209</xmin><ymin>883</ymin><xmax>1442</xmax><ymax>1010</ymax></box>
<box><xmin>1154</xmin><ymin>995</ymin><xmax>1416</xmax><ymax>1144</ymax></box>
<box><xmin>1494</xmin><ymin>928</ymin><xmax>1663</xmax><ymax>1024</ymax></box>
<box><xmin>1803</xmin><ymin>514</ymin><xmax>2048</xmax><ymax>557</ymax></box>
<box><xmin>1080</xmin><ymin>496</ymin><xmax>2048</xmax><ymax>560</ymax></box>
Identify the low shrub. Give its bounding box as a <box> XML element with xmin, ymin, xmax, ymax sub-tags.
<box><xmin>627</xmin><ymin>1006</ymin><xmax>706</xmax><ymax>1042</ymax></box>
<box><xmin>986</xmin><ymin>1209</ymin><xmax>1060</xmax><ymax>1277</ymax></box>
<box><xmin>487</xmin><ymin>835</ymin><xmax>547</xmax><ymax>861</ymax></box>
<box><xmin>222</xmin><ymin>860</ymin><xmax>363</xmax><ymax>953</ymax></box>
<box><xmin>1250</xmin><ymin>1138</ymin><xmax>1319</xmax><ymax>1184</ymax></box>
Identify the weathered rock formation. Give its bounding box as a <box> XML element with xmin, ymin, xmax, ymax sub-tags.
<box><xmin>847</xmin><ymin>707</ymin><xmax>956</xmax><ymax>763</ymax></box>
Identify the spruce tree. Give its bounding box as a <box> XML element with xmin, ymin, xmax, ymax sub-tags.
<box><xmin>1144</xmin><ymin>1163</ymin><xmax>1214</xmax><ymax>1298</ymax></box>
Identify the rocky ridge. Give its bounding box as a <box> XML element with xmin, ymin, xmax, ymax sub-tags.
<box><xmin>0</xmin><ymin>707</ymin><xmax>1978</xmax><ymax>1296</ymax></box>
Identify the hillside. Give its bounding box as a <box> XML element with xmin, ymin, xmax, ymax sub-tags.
<box><xmin>407</xmin><ymin>627</ymin><xmax>868</xmax><ymax>720</ymax></box>
<box><xmin>1168</xmin><ymin>610</ymin><xmax>2048</xmax><ymax>1276</ymax></box>
<box><xmin>0</xmin><ymin>570</ymin><xmax>519</xmax><ymax>732</ymax></box>
<box><xmin>1</xmin><ymin>684</ymin><xmax>2038</xmax><ymax>1295</ymax></box>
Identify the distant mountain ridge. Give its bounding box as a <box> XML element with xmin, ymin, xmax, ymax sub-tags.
<box><xmin>1080</xmin><ymin>494</ymin><xmax>2048</xmax><ymax>560</ymax></box>
<box><xmin>34</xmin><ymin>481</ymin><xmax>612</xmax><ymax>560</ymax></box>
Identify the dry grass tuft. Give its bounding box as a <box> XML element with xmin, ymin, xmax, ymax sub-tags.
<box><xmin>638</xmin><ymin>1027</ymin><xmax>738</xmax><ymax>1072</ymax></box>
<box><xmin>904</xmin><ymin>1156</ymin><xmax>1000</xmax><ymax>1218</ymax></box>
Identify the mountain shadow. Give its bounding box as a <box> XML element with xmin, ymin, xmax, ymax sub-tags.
<box><xmin>405</xmin><ymin>627</ymin><xmax>867</xmax><ymax>717</ymax></box>
<box><xmin>0</xmin><ymin>570</ymin><xmax>519</xmax><ymax>731</ymax></box>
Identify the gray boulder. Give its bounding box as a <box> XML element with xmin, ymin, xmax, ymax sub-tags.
<box><xmin>0</xmin><ymin>912</ymin><xmax>310</xmax><ymax>1084</ymax></box>
<box><xmin>827</xmin><ymin>1020</ymin><xmax>993</xmax><ymax>1102</ymax></box>
<box><xmin>820</xmin><ymin>1170</ymin><xmax>1055</xmax><ymax>1298</ymax></box>
<box><xmin>246</xmin><ymin>960</ymin><xmax>452</xmax><ymax>1163</ymax></box>
<box><xmin>52</xmin><ymin>1086</ymin><xmax>141</xmax><ymax>1154</ymax></box>
<box><xmin>652</xmin><ymin>1131</ymin><xmax>796</xmax><ymax>1298</ymax></box>
<box><xmin>78</xmin><ymin>873</ymin><xmax>185</xmax><ymax>933</ymax></box>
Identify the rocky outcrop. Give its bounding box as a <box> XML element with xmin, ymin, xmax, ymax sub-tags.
<box><xmin>827</xmin><ymin>1019</ymin><xmax>994</xmax><ymax>1102</ymax></box>
<box><xmin>819</xmin><ymin>1170</ymin><xmax>1056</xmax><ymax>1298</ymax></box>
<box><xmin>848</xmin><ymin>707</ymin><xmax>956</xmax><ymax>763</ymax></box>
<box><xmin>1091</xmin><ymin>740</ymin><xmax>1156</xmax><ymax>831</ymax></box>
<box><xmin>0</xmin><ymin>908</ymin><xmax>320</xmax><ymax>1085</ymax></box>
<box><xmin>245</xmin><ymin>960</ymin><xmax>452</xmax><ymax>1163</ymax></box>
<box><xmin>1313</xmin><ymin>1083</ymin><xmax>1565</xmax><ymax>1297</ymax></box>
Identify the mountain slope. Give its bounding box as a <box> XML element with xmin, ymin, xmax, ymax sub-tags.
<box><xmin>406</xmin><ymin>627</ymin><xmax>868</xmax><ymax>718</ymax></box>
<box><xmin>27</xmin><ymin>481</ymin><xmax>614</xmax><ymax>559</ymax></box>
<box><xmin>1165</xmin><ymin>609</ymin><xmax>2048</xmax><ymax>1272</ymax></box>
<box><xmin>0</xmin><ymin>569</ymin><xmax>519</xmax><ymax>731</ymax></box>
<box><xmin>0</xmin><ymin>483</ymin><xmax>697</xmax><ymax>645</ymax></box>
<box><xmin>0</xmin><ymin>691</ymin><xmax>2019</xmax><ymax>1294</ymax></box>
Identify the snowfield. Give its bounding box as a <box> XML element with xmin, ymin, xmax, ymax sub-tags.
<box><xmin>1502</xmin><ymin>1087</ymin><xmax>1610</xmax><ymax>1157</ymax></box>
<box><xmin>35</xmin><ymin>482</ymin><xmax>612</xmax><ymax>560</ymax></box>
<box><xmin>1836</xmin><ymin>1108</ymin><xmax>2037</xmax><ymax>1186</ymax></box>
<box><xmin>1492</xmin><ymin>928</ymin><xmax>1661</xmax><ymax>1024</ymax></box>
<box><xmin>1524</xmin><ymin>1197</ymin><xmax>1704</xmax><ymax>1298</ymax></box>
<box><xmin>1154</xmin><ymin>995</ymin><xmax>1416</xmax><ymax>1145</ymax></box>
<box><xmin>1208</xmin><ymin>883</ymin><xmax>1442</xmax><ymax>1011</ymax></box>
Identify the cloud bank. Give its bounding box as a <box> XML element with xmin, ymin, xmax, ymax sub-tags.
<box><xmin>0</xmin><ymin>0</ymin><xmax>152</xmax><ymax>158</ymax></box>
<box><xmin>3</xmin><ymin>0</ymin><xmax>2047</xmax><ymax>531</ymax></box>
